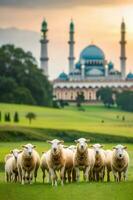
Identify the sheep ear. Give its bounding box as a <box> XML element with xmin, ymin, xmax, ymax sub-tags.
<box><xmin>18</xmin><ymin>150</ymin><xmax>22</xmax><ymax>154</ymax></box>
<box><xmin>59</xmin><ymin>140</ymin><xmax>64</xmax><ymax>144</ymax></box>
<box><xmin>100</xmin><ymin>145</ymin><xmax>104</xmax><ymax>148</ymax></box>
<box><xmin>22</xmin><ymin>145</ymin><xmax>26</xmax><ymax>148</ymax></box>
<box><xmin>90</xmin><ymin>145</ymin><xmax>93</xmax><ymax>147</ymax></box>
<box><xmin>33</xmin><ymin>145</ymin><xmax>36</xmax><ymax>149</ymax></box>
<box><xmin>123</xmin><ymin>146</ymin><xmax>127</xmax><ymax>149</ymax></box>
<box><xmin>47</xmin><ymin>140</ymin><xmax>52</xmax><ymax>144</ymax></box>
<box><xmin>42</xmin><ymin>151</ymin><xmax>44</xmax><ymax>154</ymax></box>
<box><xmin>10</xmin><ymin>150</ymin><xmax>13</xmax><ymax>154</ymax></box>
<box><xmin>113</xmin><ymin>146</ymin><xmax>116</xmax><ymax>149</ymax></box>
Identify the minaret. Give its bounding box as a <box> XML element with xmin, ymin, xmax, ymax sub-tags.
<box><xmin>120</xmin><ymin>19</ymin><xmax>127</xmax><ymax>80</ymax></box>
<box><xmin>40</xmin><ymin>19</ymin><xmax>49</xmax><ymax>77</ymax></box>
<box><xmin>68</xmin><ymin>20</ymin><xmax>75</xmax><ymax>74</ymax></box>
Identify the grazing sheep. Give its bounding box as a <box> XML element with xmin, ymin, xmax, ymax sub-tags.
<box><xmin>73</xmin><ymin>138</ymin><xmax>95</xmax><ymax>182</ymax></box>
<box><xmin>17</xmin><ymin>144</ymin><xmax>40</xmax><ymax>185</ymax></box>
<box><xmin>104</xmin><ymin>150</ymin><xmax>113</xmax><ymax>182</ymax></box>
<box><xmin>91</xmin><ymin>144</ymin><xmax>106</xmax><ymax>181</ymax></box>
<box><xmin>5</xmin><ymin>149</ymin><xmax>22</xmax><ymax>182</ymax></box>
<box><xmin>46</xmin><ymin>139</ymin><xmax>66</xmax><ymax>186</ymax></box>
<box><xmin>111</xmin><ymin>145</ymin><xmax>129</xmax><ymax>182</ymax></box>
<box><xmin>40</xmin><ymin>152</ymin><xmax>51</xmax><ymax>183</ymax></box>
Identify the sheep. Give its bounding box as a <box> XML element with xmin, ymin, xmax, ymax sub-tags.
<box><xmin>91</xmin><ymin>144</ymin><xmax>106</xmax><ymax>182</ymax></box>
<box><xmin>68</xmin><ymin>145</ymin><xmax>76</xmax><ymax>152</ymax></box>
<box><xmin>40</xmin><ymin>152</ymin><xmax>51</xmax><ymax>183</ymax></box>
<box><xmin>63</xmin><ymin>147</ymin><xmax>75</xmax><ymax>183</ymax></box>
<box><xmin>17</xmin><ymin>143</ymin><xmax>40</xmax><ymax>185</ymax></box>
<box><xmin>111</xmin><ymin>144</ymin><xmax>129</xmax><ymax>182</ymax></box>
<box><xmin>104</xmin><ymin>149</ymin><xmax>113</xmax><ymax>182</ymax></box>
<box><xmin>46</xmin><ymin>139</ymin><xmax>66</xmax><ymax>186</ymax></box>
<box><xmin>73</xmin><ymin>138</ymin><xmax>95</xmax><ymax>182</ymax></box>
<box><xmin>5</xmin><ymin>149</ymin><xmax>22</xmax><ymax>182</ymax></box>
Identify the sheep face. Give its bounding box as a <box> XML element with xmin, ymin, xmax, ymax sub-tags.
<box><xmin>113</xmin><ymin>145</ymin><xmax>127</xmax><ymax>160</ymax></box>
<box><xmin>11</xmin><ymin>149</ymin><xmax>22</xmax><ymax>160</ymax></box>
<box><xmin>91</xmin><ymin>144</ymin><xmax>103</xmax><ymax>156</ymax></box>
<box><xmin>22</xmin><ymin>144</ymin><xmax>36</xmax><ymax>157</ymax></box>
<box><xmin>75</xmin><ymin>138</ymin><xmax>90</xmax><ymax>153</ymax></box>
<box><xmin>47</xmin><ymin>139</ymin><xmax>64</xmax><ymax>155</ymax></box>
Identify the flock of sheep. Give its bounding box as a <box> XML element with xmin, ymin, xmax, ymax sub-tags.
<box><xmin>5</xmin><ymin>138</ymin><xmax>129</xmax><ymax>186</ymax></box>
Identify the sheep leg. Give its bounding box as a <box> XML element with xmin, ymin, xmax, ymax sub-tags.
<box><xmin>75</xmin><ymin>167</ymin><xmax>80</xmax><ymax>182</ymax></box>
<box><xmin>49</xmin><ymin>168</ymin><xmax>57</xmax><ymax>186</ymax></box>
<box><xmin>18</xmin><ymin>166</ymin><xmax>22</xmax><ymax>183</ymax></box>
<box><xmin>67</xmin><ymin>169</ymin><xmax>72</xmax><ymax>183</ymax></box>
<box><xmin>5</xmin><ymin>172</ymin><xmax>9</xmax><ymax>182</ymax></box>
<box><xmin>84</xmin><ymin>166</ymin><xmax>90</xmax><ymax>182</ymax></box>
<box><xmin>72</xmin><ymin>168</ymin><xmax>76</xmax><ymax>182</ymax></box>
<box><xmin>47</xmin><ymin>170</ymin><xmax>51</xmax><ymax>183</ymax></box>
<box><xmin>118</xmin><ymin>172</ymin><xmax>121</xmax><ymax>182</ymax></box>
<box><xmin>123</xmin><ymin>170</ymin><xmax>128</xmax><ymax>181</ymax></box>
<box><xmin>22</xmin><ymin>169</ymin><xmax>26</xmax><ymax>185</ymax></box>
<box><xmin>112</xmin><ymin>170</ymin><xmax>118</xmax><ymax>182</ymax></box>
<box><xmin>42</xmin><ymin>169</ymin><xmax>45</xmax><ymax>183</ymax></box>
<box><xmin>107</xmin><ymin>170</ymin><xmax>110</xmax><ymax>182</ymax></box>
<box><xmin>34</xmin><ymin>169</ymin><xmax>38</xmax><ymax>183</ymax></box>
<box><xmin>29</xmin><ymin>171</ymin><xmax>34</xmax><ymax>184</ymax></box>
<box><xmin>60</xmin><ymin>166</ymin><xmax>65</xmax><ymax>186</ymax></box>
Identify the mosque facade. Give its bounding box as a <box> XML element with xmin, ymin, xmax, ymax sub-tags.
<box><xmin>40</xmin><ymin>19</ymin><xmax>133</xmax><ymax>101</ymax></box>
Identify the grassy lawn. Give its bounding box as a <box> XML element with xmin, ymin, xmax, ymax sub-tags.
<box><xmin>0</xmin><ymin>142</ymin><xmax>133</xmax><ymax>200</ymax></box>
<box><xmin>0</xmin><ymin>103</ymin><xmax>133</xmax><ymax>138</ymax></box>
<box><xmin>0</xmin><ymin>103</ymin><xmax>133</xmax><ymax>199</ymax></box>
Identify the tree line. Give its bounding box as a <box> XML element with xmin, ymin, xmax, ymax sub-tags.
<box><xmin>96</xmin><ymin>88</ymin><xmax>133</xmax><ymax>112</ymax></box>
<box><xmin>0</xmin><ymin>44</ymin><xmax>53</xmax><ymax>106</ymax></box>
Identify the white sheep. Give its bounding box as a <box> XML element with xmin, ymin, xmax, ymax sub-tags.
<box><xmin>64</xmin><ymin>147</ymin><xmax>75</xmax><ymax>183</ymax></box>
<box><xmin>17</xmin><ymin>143</ymin><xmax>40</xmax><ymax>185</ymax></box>
<box><xmin>68</xmin><ymin>145</ymin><xmax>76</xmax><ymax>152</ymax></box>
<box><xmin>111</xmin><ymin>144</ymin><xmax>129</xmax><ymax>182</ymax></box>
<box><xmin>104</xmin><ymin>149</ymin><xmax>113</xmax><ymax>182</ymax></box>
<box><xmin>5</xmin><ymin>149</ymin><xmax>22</xmax><ymax>182</ymax></box>
<box><xmin>73</xmin><ymin>138</ymin><xmax>95</xmax><ymax>182</ymax></box>
<box><xmin>40</xmin><ymin>152</ymin><xmax>51</xmax><ymax>183</ymax></box>
<box><xmin>91</xmin><ymin>144</ymin><xmax>106</xmax><ymax>181</ymax></box>
<box><xmin>46</xmin><ymin>139</ymin><xmax>66</xmax><ymax>186</ymax></box>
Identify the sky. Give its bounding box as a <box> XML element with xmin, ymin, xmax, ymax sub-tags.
<box><xmin>0</xmin><ymin>0</ymin><xmax>133</xmax><ymax>79</ymax></box>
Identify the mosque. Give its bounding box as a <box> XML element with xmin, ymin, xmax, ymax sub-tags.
<box><xmin>40</xmin><ymin>19</ymin><xmax>133</xmax><ymax>101</ymax></box>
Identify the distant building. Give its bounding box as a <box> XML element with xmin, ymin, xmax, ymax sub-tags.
<box><xmin>40</xmin><ymin>19</ymin><xmax>133</xmax><ymax>101</ymax></box>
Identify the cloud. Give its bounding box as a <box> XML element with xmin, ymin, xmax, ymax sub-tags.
<box><xmin>0</xmin><ymin>0</ymin><xmax>133</xmax><ymax>9</ymax></box>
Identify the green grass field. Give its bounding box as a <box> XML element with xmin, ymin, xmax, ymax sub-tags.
<box><xmin>0</xmin><ymin>103</ymin><xmax>133</xmax><ymax>200</ymax></box>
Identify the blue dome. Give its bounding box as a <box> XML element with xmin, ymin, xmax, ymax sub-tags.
<box><xmin>108</xmin><ymin>61</ymin><xmax>114</xmax><ymax>71</ymax></box>
<box><xmin>127</xmin><ymin>73</ymin><xmax>133</xmax><ymax>79</ymax></box>
<box><xmin>80</xmin><ymin>45</ymin><xmax>105</xmax><ymax>60</ymax></box>
<box><xmin>58</xmin><ymin>72</ymin><xmax>68</xmax><ymax>81</ymax></box>
<box><xmin>75</xmin><ymin>62</ymin><xmax>81</xmax><ymax>69</ymax></box>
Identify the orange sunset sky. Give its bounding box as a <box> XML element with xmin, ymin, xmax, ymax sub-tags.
<box><xmin>0</xmin><ymin>0</ymin><xmax>133</xmax><ymax>79</ymax></box>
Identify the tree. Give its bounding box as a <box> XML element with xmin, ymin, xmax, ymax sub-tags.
<box><xmin>14</xmin><ymin>112</ymin><xmax>19</xmax><ymax>123</ymax></box>
<box><xmin>76</xmin><ymin>92</ymin><xmax>85</xmax><ymax>107</ymax></box>
<box><xmin>0</xmin><ymin>44</ymin><xmax>53</xmax><ymax>106</ymax></box>
<box><xmin>96</xmin><ymin>87</ymin><xmax>114</xmax><ymax>108</ymax></box>
<box><xmin>4</xmin><ymin>112</ymin><xmax>11</xmax><ymax>122</ymax></box>
<box><xmin>116</xmin><ymin>91</ymin><xmax>133</xmax><ymax>112</ymax></box>
<box><xmin>25</xmin><ymin>112</ymin><xmax>36</xmax><ymax>124</ymax></box>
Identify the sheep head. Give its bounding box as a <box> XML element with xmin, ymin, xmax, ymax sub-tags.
<box><xmin>75</xmin><ymin>138</ymin><xmax>90</xmax><ymax>153</ymax></box>
<box><xmin>113</xmin><ymin>144</ymin><xmax>127</xmax><ymax>160</ymax></box>
<box><xmin>47</xmin><ymin>139</ymin><xmax>64</xmax><ymax>155</ymax></box>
